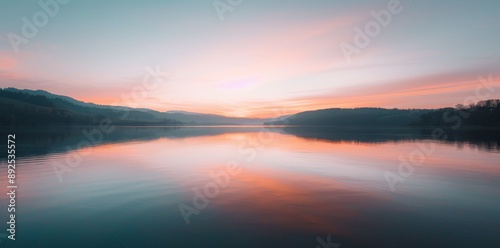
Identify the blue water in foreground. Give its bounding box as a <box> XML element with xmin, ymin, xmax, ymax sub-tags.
<box><xmin>1</xmin><ymin>126</ymin><xmax>499</xmax><ymax>247</ymax></box>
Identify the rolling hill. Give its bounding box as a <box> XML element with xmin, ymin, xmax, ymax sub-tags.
<box><xmin>0</xmin><ymin>88</ymin><xmax>269</xmax><ymax>126</ymax></box>
<box><xmin>2</xmin><ymin>87</ymin><xmax>499</xmax><ymax>128</ymax></box>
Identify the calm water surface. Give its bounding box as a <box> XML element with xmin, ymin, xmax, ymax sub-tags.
<box><xmin>1</xmin><ymin>127</ymin><xmax>499</xmax><ymax>247</ymax></box>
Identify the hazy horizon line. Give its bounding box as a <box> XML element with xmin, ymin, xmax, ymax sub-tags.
<box><xmin>3</xmin><ymin>86</ymin><xmax>498</xmax><ymax>119</ymax></box>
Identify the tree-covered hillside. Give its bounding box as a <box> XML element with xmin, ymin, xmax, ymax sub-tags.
<box><xmin>265</xmin><ymin>108</ymin><xmax>430</xmax><ymax>126</ymax></box>
<box><xmin>0</xmin><ymin>88</ymin><xmax>183</xmax><ymax>126</ymax></box>
<box><xmin>266</xmin><ymin>100</ymin><xmax>500</xmax><ymax>127</ymax></box>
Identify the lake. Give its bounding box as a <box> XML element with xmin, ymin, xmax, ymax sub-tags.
<box><xmin>1</xmin><ymin>126</ymin><xmax>499</xmax><ymax>247</ymax></box>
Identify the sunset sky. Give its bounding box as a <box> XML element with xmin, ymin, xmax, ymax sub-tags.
<box><xmin>1</xmin><ymin>0</ymin><xmax>499</xmax><ymax>117</ymax></box>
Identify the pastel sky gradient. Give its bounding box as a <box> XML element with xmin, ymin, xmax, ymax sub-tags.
<box><xmin>1</xmin><ymin>0</ymin><xmax>499</xmax><ymax>117</ymax></box>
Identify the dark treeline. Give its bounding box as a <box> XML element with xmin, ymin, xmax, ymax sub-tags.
<box><xmin>0</xmin><ymin>88</ymin><xmax>183</xmax><ymax>126</ymax></box>
<box><xmin>0</xmin><ymin>88</ymin><xmax>266</xmax><ymax>126</ymax></box>
<box><xmin>265</xmin><ymin>108</ymin><xmax>430</xmax><ymax>126</ymax></box>
<box><xmin>2</xmin><ymin>87</ymin><xmax>500</xmax><ymax>128</ymax></box>
<box><xmin>266</xmin><ymin>100</ymin><xmax>500</xmax><ymax>127</ymax></box>
<box><xmin>0</xmin><ymin>89</ymin><xmax>55</xmax><ymax>108</ymax></box>
<box><xmin>415</xmin><ymin>100</ymin><xmax>500</xmax><ymax>127</ymax></box>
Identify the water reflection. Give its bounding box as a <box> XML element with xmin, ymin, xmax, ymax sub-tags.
<box><xmin>1</xmin><ymin>126</ymin><xmax>499</xmax><ymax>247</ymax></box>
<box><xmin>275</xmin><ymin>126</ymin><xmax>500</xmax><ymax>151</ymax></box>
<box><xmin>4</xmin><ymin>126</ymin><xmax>500</xmax><ymax>159</ymax></box>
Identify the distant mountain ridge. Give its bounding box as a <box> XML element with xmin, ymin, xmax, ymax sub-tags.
<box><xmin>0</xmin><ymin>88</ymin><xmax>270</xmax><ymax>126</ymax></box>
<box><xmin>3</xmin><ymin>87</ymin><xmax>103</xmax><ymax>108</ymax></box>
<box><xmin>1</xmin><ymin>87</ymin><xmax>499</xmax><ymax>127</ymax></box>
<box><xmin>157</xmin><ymin>112</ymin><xmax>267</xmax><ymax>125</ymax></box>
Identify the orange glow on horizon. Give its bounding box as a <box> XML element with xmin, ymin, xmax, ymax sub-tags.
<box><xmin>66</xmin><ymin>71</ymin><xmax>499</xmax><ymax>119</ymax></box>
